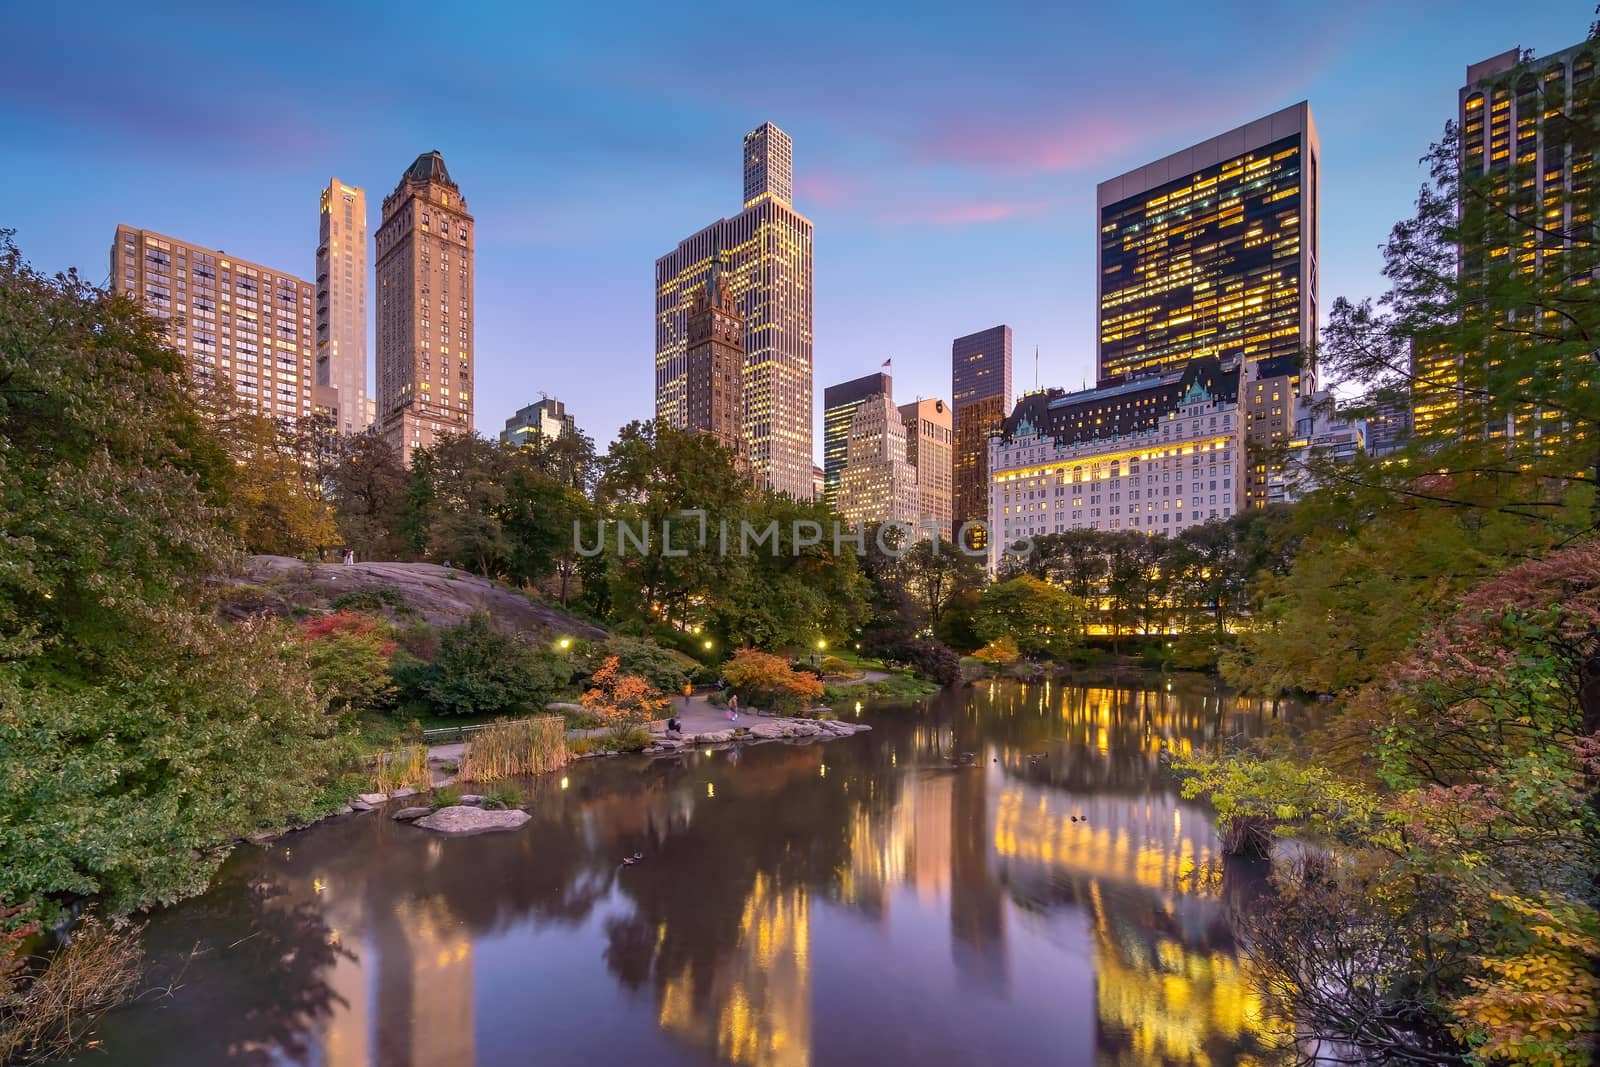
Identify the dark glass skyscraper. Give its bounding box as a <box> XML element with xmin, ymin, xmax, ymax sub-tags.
<box><xmin>1096</xmin><ymin>103</ymin><xmax>1318</xmax><ymax>388</ymax></box>
<box><xmin>822</xmin><ymin>370</ymin><xmax>892</xmax><ymax>508</ymax></box>
<box><xmin>951</xmin><ymin>325</ymin><xmax>1012</xmax><ymax>544</ymax></box>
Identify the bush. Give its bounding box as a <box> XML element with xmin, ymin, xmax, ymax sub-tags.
<box><xmin>399</xmin><ymin>615</ymin><xmax>570</xmax><ymax>718</ymax></box>
<box><xmin>600</xmin><ymin>726</ymin><xmax>652</xmax><ymax>753</ymax></box>
<box><xmin>720</xmin><ymin>650</ymin><xmax>825</xmax><ymax>714</ymax></box>
<box><xmin>430</xmin><ymin>785</ymin><xmax>462</xmax><ymax>810</ymax></box>
<box><xmin>883</xmin><ymin>638</ymin><xmax>960</xmax><ymax>687</ymax></box>
<box><xmin>483</xmin><ymin>782</ymin><xmax>522</xmax><ymax>810</ymax></box>
<box><xmin>329</xmin><ymin>586</ymin><xmax>408</xmax><ymax>613</ymax></box>
<box><xmin>568</xmin><ymin>737</ymin><xmax>597</xmax><ymax>757</ymax></box>
<box><xmin>459</xmin><ymin>717</ymin><xmax>568</xmax><ymax>782</ymax></box>
<box><xmin>817</xmin><ymin>655</ymin><xmax>860</xmax><ymax>678</ymax></box>
<box><xmin>595</xmin><ymin>637</ymin><xmax>691</xmax><ymax>696</ymax></box>
<box><xmin>973</xmin><ymin>636</ymin><xmax>1021</xmax><ymax>668</ymax></box>
<box><xmin>299</xmin><ymin>611</ymin><xmax>397</xmax><ymax>716</ymax></box>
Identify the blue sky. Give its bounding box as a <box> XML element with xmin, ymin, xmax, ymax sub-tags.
<box><xmin>0</xmin><ymin>1</ymin><xmax>1590</xmax><ymax>451</ymax></box>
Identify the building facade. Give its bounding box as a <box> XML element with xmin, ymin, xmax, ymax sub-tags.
<box><xmin>110</xmin><ymin>226</ymin><xmax>315</xmax><ymax>420</ymax></box>
<box><xmin>1275</xmin><ymin>389</ymin><xmax>1365</xmax><ymax>504</ymax></box>
<box><xmin>836</xmin><ymin>393</ymin><xmax>920</xmax><ymax>529</ymax></box>
<box><xmin>500</xmin><ymin>397</ymin><xmax>576</xmax><ymax>446</ymax></box>
<box><xmin>899</xmin><ymin>397</ymin><xmax>954</xmax><ymax>530</ymax></box>
<box><xmin>684</xmin><ymin>263</ymin><xmax>751</xmax><ymax>472</ymax></box>
<box><xmin>374</xmin><ymin>151</ymin><xmax>474</xmax><ymax>465</ymax></box>
<box><xmin>315</xmin><ymin>178</ymin><xmax>369</xmax><ymax>434</ymax></box>
<box><xmin>822</xmin><ymin>371</ymin><xmax>892</xmax><ymax>507</ymax></box>
<box><xmin>987</xmin><ymin>357</ymin><xmax>1246</xmax><ymax>570</ymax></box>
<box><xmin>1097</xmin><ymin>103</ymin><xmax>1319</xmax><ymax>388</ymax></box>
<box><xmin>952</xmin><ymin>325</ymin><xmax>1012</xmax><ymax>545</ymax></box>
<box><xmin>655</xmin><ymin>123</ymin><xmax>814</xmax><ymax>499</ymax></box>
<box><xmin>1412</xmin><ymin>41</ymin><xmax>1596</xmax><ymax>449</ymax></box>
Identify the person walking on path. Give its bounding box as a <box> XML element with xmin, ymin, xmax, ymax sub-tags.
<box><xmin>727</xmin><ymin>693</ymin><xmax>739</xmax><ymax>723</ymax></box>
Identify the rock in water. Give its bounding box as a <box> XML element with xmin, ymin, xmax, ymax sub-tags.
<box><xmin>391</xmin><ymin>807</ymin><xmax>432</xmax><ymax>822</ymax></box>
<box><xmin>413</xmin><ymin>805</ymin><xmax>530</xmax><ymax>836</ymax></box>
<box><xmin>357</xmin><ymin>793</ymin><xmax>388</xmax><ymax>806</ymax></box>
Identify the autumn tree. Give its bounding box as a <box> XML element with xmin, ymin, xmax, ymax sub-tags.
<box><xmin>581</xmin><ymin>656</ymin><xmax>670</xmax><ymax>738</ymax></box>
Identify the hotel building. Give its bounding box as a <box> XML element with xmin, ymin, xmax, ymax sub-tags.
<box><xmin>1412</xmin><ymin>41</ymin><xmax>1596</xmax><ymax>449</ymax></box>
<box><xmin>315</xmin><ymin>178</ymin><xmax>369</xmax><ymax>434</ymax></box>
<box><xmin>374</xmin><ymin>151</ymin><xmax>474</xmax><ymax>465</ymax></box>
<box><xmin>899</xmin><ymin>397</ymin><xmax>954</xmax><ymax>531</ymax></box>
<box><xmin>836</xmin><ymin>392</ymin><xmax>920</xmax><ymax>529</ymax></box>
<box><xmin>655</xmin><ymin>123</ymin><xmax>814</xmax><ymax>498</ymax></box>
<box><xmin>500</xmin><ymin>397</ymin><xmax>576</xmax><ymax>446</ymax></box>
<box><xmin>987</xmin><ymin>357</ymin><xmax>1246</xmax><ymax>570</ymax></box>
<box><xmin>952</xmin><ymin>325</ymin><xmax>1012</xmax><ymax>545</ymax></box>
<box><xmin>683</xmin><ymin>263</ymin><xmax>753</xmax><ymax>474</ymax></box>
<box><xmin>110</xmin><ymin>226</ymin><xmax>315</xmax><ymax>420</ymax></box>
<box><xmin>823</xmin><ymin>370</ymin><xmax>892</xmax><ymax>507</ymax></box>
<box><xmin>1097</xmin><ymin>103</ymin><xmax>1318</xmax><ymax>388</ymax></box>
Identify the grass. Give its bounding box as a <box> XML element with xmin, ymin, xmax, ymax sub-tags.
<box><xmin>459</xmin><ymin>716</ymin><xmax>568</xmax><ymax>782</ymax></box>
<box><xmin>372</xmin><ymin>744</ymin><xmax>430</xmax><ymax>792</ymax></box>
<box><xmin>430</xmin><ymin>785</ymin><xmax>462</xmax><ymax>810</ymax></box>
<box><xmin>483</xmin><ymin>782</ymin><xmax>523</xmax><ymax>810</ymax></box>
<box><xmin>823</xmin><ymin>670</ymin><xmax>938</xmax><ymax>706</ymax></box>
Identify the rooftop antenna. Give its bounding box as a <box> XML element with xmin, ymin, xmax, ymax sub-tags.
<box><xmin>1034</xmin><ymin>345</ymin><xmax>1040</xmax><ymax>393</ymax></box>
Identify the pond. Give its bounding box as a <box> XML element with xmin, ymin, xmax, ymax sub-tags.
<box><xmin>86</xmin><ymin>674</ymin><xmax>1301</xmax><ymax>1066</ymax></box>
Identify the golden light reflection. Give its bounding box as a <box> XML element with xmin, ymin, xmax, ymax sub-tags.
<box><xmin>658</xmin><ymin>872</ymin><xmax>811</xmax><ymax>1067</ymax></box>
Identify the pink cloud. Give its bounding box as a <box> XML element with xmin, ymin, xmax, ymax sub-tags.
<box><xmin>877</xmin><ymin>197</ymin><xmax>1054</xmax><ymax>227</ymax></box>
<box><xmin>794</xmin><ymin>169</ymin><xmax>861</xmax><ymax>208</ymax></box>
<box><xmin>909</xmin><ymin>113</ymin><xmax>1145</xmax><ymax>176</ymax></box>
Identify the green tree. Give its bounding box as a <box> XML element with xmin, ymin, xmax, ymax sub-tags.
<box><xmin>327</xmin><ymin>428</ymin><xmax>409</xmax><ymax>561</ymax></box>
<box><xmin>0</xmin><ymin>234</ymin><xmax>350</xmax><ymax>920</ymax></box>
<box><xmin>973</xmin><ymin>576</ymin><xmax>1084</xmax><ymax>658</ymax></box>
<box><xmin>400</xmin><ymin>615</ymin><xmax>569</xmax><ymax>717</ymax></box>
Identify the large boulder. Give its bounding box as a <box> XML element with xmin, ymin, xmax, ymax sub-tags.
<box><xmin>413</xmin><ymin>805</ymin><xmax>531</xmax><ymax>836</ymax></box>
<box><xmin>391</xmin><ymin>807</ymin><xmax>431</xmax><ymax>822</ymax></box>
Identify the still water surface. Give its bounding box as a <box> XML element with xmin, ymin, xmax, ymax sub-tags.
<box><xmin>92</xmin><ymin>676</ymin><xmax>1298</xmax><ymax>1066</ymax></box>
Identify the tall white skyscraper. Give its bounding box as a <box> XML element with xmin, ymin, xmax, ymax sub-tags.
<box><xmin>656</xmin><ymin>123</ymin><xmax>814</xmax><ymax>499</ymax></box>
<box><xmin>316</xmin><ymin>178</ymin><xmax>369</xmax><ymax>433</ymax></box>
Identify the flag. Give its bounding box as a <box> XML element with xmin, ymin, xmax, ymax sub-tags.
<box><xmin>882</xmin><ymin>358</ymin><xmax>892</xmax><ymax>369</ymax></box>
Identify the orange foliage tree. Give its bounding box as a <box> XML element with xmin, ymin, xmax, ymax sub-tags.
<box><xmin>581</xmin><ymin>656</ymin><xmax>670</xmax><ymax>737</ymax></box>
<box><xmin>720</xmin><ymin>650</ymin><xmax>824</xmax><ymax>713</ymax></box>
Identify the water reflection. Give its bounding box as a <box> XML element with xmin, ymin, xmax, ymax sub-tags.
<box><xmin>88</xmin><ymin>675</ymin><xmax>1295</xmax><ymax>1067</ymax></box>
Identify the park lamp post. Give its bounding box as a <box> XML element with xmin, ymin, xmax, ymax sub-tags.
<box><xmin>813</xmin><ymin>637</ymin><xmax>827</xmax><ymax>669</ymax></box>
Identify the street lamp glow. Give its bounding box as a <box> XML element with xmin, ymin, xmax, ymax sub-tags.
<box><xmin>816</xmin><ymin>638</ymin><xmax>827</xmax><ymax>651</ymax></box>
<box><xmin>558</xmin><ymin>637</ymin><xmax>571</xmax><ymax>650</ymax></box>
<box><xmin>704</xmin><ymin>639</ymin><xmax>714</xmax><ymax>650</ymax></box>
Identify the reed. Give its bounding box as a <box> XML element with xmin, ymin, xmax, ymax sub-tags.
<box><xmin>373</xmin><ymin>743</ymin><xmax>430</xmax><ymax>792</ymax></box>
<box><xmin>460</xmin><ymin>717</ymin><xmax>568</xmax><ymax>783</ymax></box>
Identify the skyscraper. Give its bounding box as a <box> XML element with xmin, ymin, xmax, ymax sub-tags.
<box><xmin>1412</xmin><ymin>42</ymin><xmax>1595</xmax><ymax>447</ymax></box>
<box><xmin>656</xmin><ymin>123</ymin><xmax>814</xmax><ymax>499</ymax></box>
<box><xmin>836</xmin><ymin>393</ymin><xmax>919</xmax><ymax>529</ymax></box>
<box><xmin>684</xmin><ymin>262</ymin><xmax>751</xmax><ymax>473</ymax></box>
<box><xmin>1097</xmin><ymin>103</ymin><xmax>1319</xmax><ymax>387</ymax></box>
<box><xmin>899</xmin><ymin>398</ymin><xmax>954</xmax><ymax>530</ymax></box>
<box><xmin>316</xmin><ymin>178</ymin><xmax>368</xmax><ymax>434</ymax></box>
<box><xmin>110</xmin><ymin>226</ymin><xmax>315</xmax><ymax>420</ymax></box>
<box><xmin>822</xmin><ymin>370</ymin><xmax>892</xmax><ymax>508</ymax></box>
<box><xmin>500</xmin><ymin>397</ymin><xmax>576</xmax><ymax>446</ymax></box>
<box><xmin>952</xmin><ymin>325</ymin><xmax>1012</xmax><ymax>546</ymax></box>
<box><xmin>375</xmin><ymin>150</ymin><xmax>474</xmax><ymax>466</ymax></box>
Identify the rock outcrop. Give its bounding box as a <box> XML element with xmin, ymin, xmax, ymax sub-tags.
<box><xmin>413</xmin><ymin>805</ymin><xmax>531</xmax><ymax>836</ymax></box>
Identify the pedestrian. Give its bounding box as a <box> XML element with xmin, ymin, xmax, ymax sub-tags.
<box><xmin>727</xmin><ymin>693</ymin><xmax>739</xmax><ymax>722</ymax></box>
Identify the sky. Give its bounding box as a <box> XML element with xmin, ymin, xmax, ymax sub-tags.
<box><xmin>0</xmin><ymin>1</ymin><xmax>1591</xmax><ymax>453</ymax></box>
